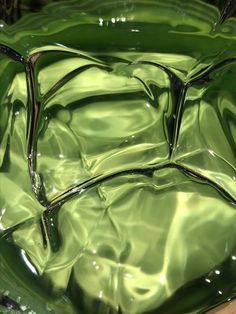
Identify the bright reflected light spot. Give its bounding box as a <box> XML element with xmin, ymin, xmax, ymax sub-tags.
<box><xmin>20</xmin><ymin>305</ymin><xmax>27</xmax><ymax>311</ymax></box>
<box><xmin>232</xmin><ymin>255</ymin><xmax>236</xmax><ymax>260</ymax></box>
<box><xmin>131</xmin><ymin>29</ymin><xmax>140</xmax><ymax>32</ymax></box>
<box><xmin>160</xmin><ymin>274</ymin><xmax>166</xmax><ymax>285</ymax></box>
<box><xmin>51</xmin><ymin>185</ymin><xmax>57</xmax><ymax>194</ymax></box>
<box><xmin>208</xmin><ymin>149</ymin><xmax>215</xmax><ymax>156</ymax></box>
<box><xmin>21</xmin><ymin>250</ymin><xmax>37</xmax><ymax>275</ymax></box>
<box><xmin>125</xmin><ymin>272</ymin><xmax>133</xmax><ymax>279</ymax></box>
<box><xmin>95</xmin><ymin>265</ymin><xmax>100</xmax><ymax>270</ymax></box>
<box><xmin>215</xmin><ymin>270</ymin><xmax>220</xmax><ymax>275</ymax></box>
<box><xmin>99</xmin><ymin>18</ymin><xmax>103</xmax><ymax>26</ymax></box>
<box><xmin>205</xmin><ymin>278</ymin><xmax>211</xmax><ymax>283</ymax></box>
<box><xmin>121</xmin><ymin>17</ymin><xmax>126</xmax><ymax>22</ymax></box>
<box><xmin>0</xmin><ymin>208</ymin><xmax>6</xmax><ymax>231</ymax></box>
<box><xmin>0</xmin><ymin>208</ymin><xmax>6</xmax><ymax>216</ymax></box>
<box><xmin>218</xmin><ymin>290</ymin><xmax>223</xmax><ymax>295</ymax></box>
<box><xmin>59</xmin><ymin>154</ymin><xmax>64</xmax><ymax>159</ymax></box>
<box><xmin>111</xmin><ymin>18</ymin><xmax>116</xmax><ymax>23</ymax></box>
<box><xmin>55</xmin><ymin>43</ymin><xmax>67</xmax><ymax>49</ymax></box>
<box><xmin>71</xmin><ymin>187</ymin><xmax>78</xmax><ymax>193</ymax></box>
<box><xmin>98</xmin><ymin>291</ymin><xmax>103</xmax><ymax>299</ymax></box>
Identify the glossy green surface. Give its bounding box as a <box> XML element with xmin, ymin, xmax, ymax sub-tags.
<box><xmin>0</xmin><ymin>0</ymin><xmax>236</xmax><ymax>313</ymax></box>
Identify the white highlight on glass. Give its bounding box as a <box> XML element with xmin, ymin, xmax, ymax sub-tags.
<box><xmin>99</xmin><ymin>18</ymin><xmax>103</xmax><ymax>26</ymax></box>
<box><xmin>21</xmin><ymin>250</ymin><xmax>38</xmax><ymax>275</ymax></box>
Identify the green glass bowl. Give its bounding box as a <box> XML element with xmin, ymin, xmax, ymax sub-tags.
<box><xmin>0</xmin><ymin>1</ymin><xmax>235</xmax><ymax>313</ymax></box>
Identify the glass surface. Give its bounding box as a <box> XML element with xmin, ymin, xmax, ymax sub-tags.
<box><xmin>0</xmin><ymin>0</ymin><xmax>235</xmax><ymax>313</ymax></box>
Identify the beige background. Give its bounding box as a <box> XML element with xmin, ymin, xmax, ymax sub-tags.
<box><xmin>207</xmin><ymin>301</ymin><xmax>236</xmax><ymax>314</ymax></box>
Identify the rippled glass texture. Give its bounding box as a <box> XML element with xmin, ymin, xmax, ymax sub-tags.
<box><xmin>0</xmin><ymin>0</ymin><xmax>236</xmax><ymax>313</ymax></box>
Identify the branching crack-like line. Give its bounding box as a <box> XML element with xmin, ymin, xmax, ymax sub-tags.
<box><xmin>43</xmin><ymin>63</ymin><xmax>113</xmax><ymax>104</ymax></box>
<box><xmin>46</xmin><ymin>161</ymin><xmax>236</xmax><ymax>215</ymax></box>
<box><xmin>1</xmin><ymin>43</ymin><xmax>236</xmax><ymax>253</ymax></box>
<box><xmin>25</xmin><ymin>55</ymin><xmax>40</xmax><ymax>180</ymax></box>
<box><xmin>189</xmin><ymin>57</ymin><xmax>236</xmax><ymax>84</ymax></box>
<box><xmin>2</xmin><ymin>160</ymin><xmax>235</xmax><ymax>244</ymax></box>
<box><xmin>133</xmin><ymin>60</ymin><xmax>185</xmax><ymax>157</ymax></box>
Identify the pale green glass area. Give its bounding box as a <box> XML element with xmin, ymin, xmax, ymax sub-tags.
<box><xmin>0</xmin><ymin>0</ymin><xmax>235</xmax><ymax>314</ymax></box>
<box><xmin>174</xmin><ymin>63</ymin><xmax>236</xmax><ymax>200</ymax></box>
<box><xmin>35</xmin><ymin>50</ymin><xmax>171</xmax><ymax>199</ymax></box>
<box><xmin>0</xmin><ymin>57</ymin><xmax>44</xmax><ymax>230</ymax></box>
<box><xmin>12</xmin><ymin>168</ymin><xmax>236</xmax><ymax>314</ymax></box>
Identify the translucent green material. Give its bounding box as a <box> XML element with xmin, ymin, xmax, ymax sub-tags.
<box><xmin>0</xmin><ymin>0</ymin><xmax>236</xmax><ymax>313</ymax></box>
